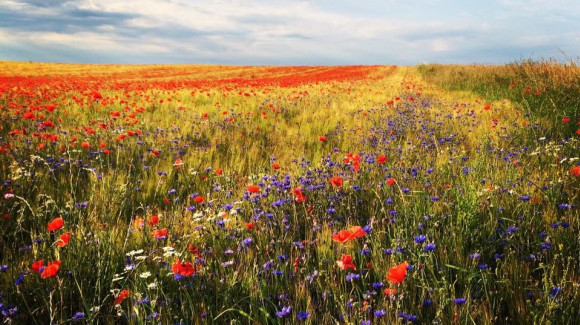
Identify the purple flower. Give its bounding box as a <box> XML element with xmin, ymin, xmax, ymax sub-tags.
<box><xmin>297</xmin><ymin>311</ymin><xmax>310</xmax><ymax>321</ymax></box>
<box><xmin>453</xmin><ymin>298</ymin><xmax>467</xmax><ymax>305</ymax></box>
<box><xmin>346</xmin><ymin>273</ymin><xmax>360</xmax><ymax>281</ymax></box>
<box><xmin>469</xmin><ymin>252</ymin><xmax>481</xmax><ymax>259</ymax></box>
<box><xmin>71</xmin><ymin>312</ymin><xmax>85</xmax><ymax>321</ymax></box>
<box><xmin>372</xmin><ymin>282</ymin><xmax>384</xmax><ymax>289</ymax></box>
<box><xmin>424</xmin><ymin>243</ymin><xmax>436</xmax><ymax>251</ymax></box>
<box><xmin>242</xmin><ymin>238</ymin><xmax>253</xmax><ymax>246</ymax></box>
<box><xmin>414</xmin><ymin>235</ymin><xmax>427</xmax><ymax>244</ymax></box>
<box><xmin>276</xmin><ymin>306</ymin><xmax>292</xmax><ymax>318</ymax></box>
<box><xmin>549</xmin><ymin>287</ymin><xmax>561</xmax><ymax>298</ymax></box>
<box><xmin>374</xmin><ymin>309</ymin><xmax>386</xmax><ymax>317</ymax></box>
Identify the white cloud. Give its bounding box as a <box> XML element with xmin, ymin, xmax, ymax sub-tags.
<box><xmin>0</xmin><ymin>0</ymin><xmax>578</xmax><ymax>63</ymax></box>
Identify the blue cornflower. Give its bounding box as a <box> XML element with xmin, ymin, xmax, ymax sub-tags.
<box><xmin>297</xmin><ymin>311</ymin><xmax>310</xmax><ymax>321</ymax></box>
<box><xmin>71</xmin><ymin>312</ymin><xmax>85</xmax><ymax>321</ymax></box>
<box><xmin>414</xmin><ymin>235</ymin><xmax>427</xmax><ymax>244</ymax></box>
<box><xmin>346</xmin><ymin>273</ymin><xmax>360</xmax><ymax>281</ymax></box>
<box><xmin>549</xmin><ymin>287</ymin><xmax>561</xmax><ymax>298</ymax></box>
<box><xmin>374</xmin><ymin>309</ymin><xmax>386</xmax><ymax>317</ymax></box>
<box><xmin>276</xmin><ymin>306</ymin><xmax>292</xmax><ymax>318</ymax></box>
<box><xmin>242</xmin><ymin>238</ymin><xmax>253</xmax><ymax>246</ymax></box>
<box><xmin>453</xmin><ymin>298</ymin><xmax>467</xmax><ymax>305</ymax></box>
<box><xmin>424</xmin><ymin>243</ymin><xmax>436</xmax><ymax>251</ymax></box>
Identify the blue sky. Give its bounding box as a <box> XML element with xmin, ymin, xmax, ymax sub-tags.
<box><xmin>0</xmin><ymin>0</ymin><xmax>578</xmax><ymax>65</ymax></box>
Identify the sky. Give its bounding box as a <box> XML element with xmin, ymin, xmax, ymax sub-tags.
<box><xmin>0</xmin><ymin>0</ymin><xmax>578</xmax><ymax>65</ymax></box>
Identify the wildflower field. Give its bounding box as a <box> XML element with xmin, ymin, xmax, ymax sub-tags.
<box><xmin>1</xmin><ymin>61</ymin><xmax>579</xmax><ymax>324</ymax></box>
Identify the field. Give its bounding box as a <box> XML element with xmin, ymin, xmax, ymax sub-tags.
<box><xmin>1</xmin><ymin>61</ymin><xmax>579</xmax><ymax>324</ymax></box>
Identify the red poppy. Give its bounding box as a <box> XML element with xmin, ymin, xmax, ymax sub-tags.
<box><xmin>114</xmin><ymin>289</ymin><xmax>130</xmax><ymax>305</ymax></box>
<box><xmin>216</xmin><ymin>168</ymin><xmax>222</xmax><ymax>175</ymax></box>
<box><xmin>174</xmin><ymin>158</ymin><xmax>183</xmax><ymax>169</ymax></box>
<box><xmin>336</xmin><ymin>254</ymin><xmax>356</xmax><ymax>270</ymax></box>
<box><xmin>57</xmin><ymin>232</ymin><xmax>71</xmax><ymax>248</ymax></box>
<box><xmin>172</xmin><ymin>260</ymin><xmax>195</xmax><ymax>277</ymax></box>
<box><xmin>246</xmin><ymin>222</ymin><xmax>256</xmax><ymax>229</ymax></box>
<box><xmin>193</xmin><ymin>196</ymin><xmax>205</xmax><ymax>204</ymax></box>
<box><xmin>386</xmin><ymin>178</ymin><xmax>396</xmax><ymax>186</ymax></box>
<box><xmin>386</xmin><ymin>261</ymin><xmax>409</xmax><ymax>284</ymax></box>
<box><xmin>571</xmin><ymin>166</ymin><xmax>580</xmax><ymax>177</ymax></box>
<box><xmin>329</xmin><ymin>176</ymin><xmax>343</xmax><ymax>187</ymax></box>
<box><xmin>562</xmin><ymin>118</ymin><xmax>570</xmax><ymax>123</ymax></box>
<box><xmin>292</xmin><ymin>188</ymin><xmax>307</xmax><ymax>203</ymax></box>
<box><xmin>349</xmin><ymin>226</ymin><xmax>367</xmax><ymax>238</ymax></box>
<box><xmin>272</xmin><ymin>163</ymin><xmax>281</xmax><ymax>170</ymax></box>
<box><xmin>31</xmin><ymin>260</ymin><xmax>44</xmax><ymax>273</ymax></box>
<box><xmin>332</xmin><ymin>226</ymin><xmax>366</xmax><ymax>243</ymax></box>
<box><xmin>147</xmin><ymin>215</ymin><xmax>159</xmax><ymax>226</ymax></box>
<box><xmin>47</xmin><ymin>217</ymin><xmax>64</xmax><ymax>232</ymax></box>
<box><xmin>248</xmin><ymin>185</ymin><xmax>260</xmax><ymax>194</ymax></box>
<box><xmin>40</xmin><ymin>261</ymin><xmax>61</xmax><ymax>278</ymax></box>
<box><xmin>319</xmin><ymin>136</ymin><xmax>327</xmax><ymax>142</ymax></box>
<box><xmin>153</xmin><ymin>228</ymin><xmax>169</xmax><ymax>239</ymax></box>
<box><xmin>22</xmin><ymin>112</ymin><xmax>35</xmax><ymax>119</ymax></box>
<box><xmin>377</xmin><ymin>155</ymin><xmax>387</xmax><ymax>164</ymax></box>
<box><xmin>384</xmin><ymin>288</ymin><xmax>397</xmax><ymax>297</ymax></box>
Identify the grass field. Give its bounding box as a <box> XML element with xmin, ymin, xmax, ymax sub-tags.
<box><xmin>1</xmin><ymin>61</ymin><xmax>579</xmax><ymax>324</ymax></box>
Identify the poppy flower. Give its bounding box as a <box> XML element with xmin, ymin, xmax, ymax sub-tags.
<box><xmin>31</xmin><ymin>260</ymin><xmax>44</xmax><ymax>273</ymax></box>
<box><xmin>272</xmin><ymin>163</ymin><xmax>281</xmax><ymax>170</ymax></box>
<box><xmin>571</xmin><ymin>166</ymin><xmax>580</xmax><ymax>177</ymax></box>
<box><xmin>193</xmin><ymin>196</ymin><xmax>205</xmax><ymax>204</ymax></box>
<box><xmin>153</xmin><ymin>228</ymin><xmax>169</xmax><ymax>240</ymax></box>
<box><xmin>40</xmin><ymin>261</ymin><xmax>61</xmax><ymax>278</ymax></box>
<box><xmin>329</xmin><ymin>176</ymin><xmax>343</xmax><ymax>187</ymax></box>
<box><xmin>377</xmin><ymin>155</ymin><xmax>387</xmax><ymax>164</ymax></box>
<box><xmin>57</xmin><ymin>232</ymin><xmax>71</xmax><ymax>248</ymax></box>
<box><xmin>147</xmin><ymin>215</ymin><xmax>159</xmax><ymax>226</ymax></box>
<box><xmin>386</xmin><ymin>178</ymin><xmax>396</xmax><ymax>186</ymax></box>
<box><xmin>319</xmin><ymin>136</ymin><xmax>327</xmax><ymax>142</ymax></box>
<box><xmin>134</xmin><ymin>217</ymin><xmax>145</xmax><ymax>229</ymax></box>
<box><xmin>216</xmin><ymin>168</ymin><xmax>223</xmax><ymax>175</ymax></box>
<box><xmin>292</xmin><ymin>188</ymin><xmax>307</xmax><ymax>203</ymax></box>
<box><xmin>172</xmin><ymin>260</ymin><xmax>195</xmax><ymax>277</ymax></box>
<box><xmin>248</xmin><ymin>185</ymin><xmax>260</xmax><ymax>194</ymax></box>
<box><xmin>349</xmin><ymin>226</ymin><xmax>367</xmax><ymax>238</ymax></box>
<box><xmin>246</xmin><ymin>222</ymin><xmax>256</xmax><ymax>230</ymax></box>
<box><xmin>386</xmin><ymin>261</ymin><xmax>409</xmax><ymax>284</ymax></box>
<box><xmin>562</xmin><ymin>118</ymin><xmax>570</xmax><ymax>123</ymax></box>
<box><xmin>336</xmin><ymin>254</ymin><xmax>356</xmax><ymax>270</ymax></box>
<box><xmin>47</xmin><ymin>217</ymin><xmax>64</xmax><ymax>232</ymax></box>
<box><xmin>23</xmin><ymin>112</ymin><xmax>35</xmax><ymax>119</ymax></box>
<box><xmin>332</xmin><ymin>226</ymin><xmax>366</xmax><ymax>243</ymax></box>
<box><xmin>384</xmin><ymin>288</ymin><xmax>397</xmax><ymax>297</ymax></box>
<box><xmin>114</xmin><ymin>289</ymin><xmax>130</xmax><ymax>305</ymax></box>
<box><xmin>174</xmin><ymin>158</ymin><xmax>183</xmax><ymax>169</ymax></box>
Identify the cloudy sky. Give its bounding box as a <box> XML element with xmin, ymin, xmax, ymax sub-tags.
<box><xmin>0</xmin><ymin>0</ymin><xmax>578</xmax><ymax>65</ymax></box>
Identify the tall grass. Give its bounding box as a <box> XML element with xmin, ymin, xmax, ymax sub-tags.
<box><xmin>418</xmin><ymin>59</ymin><xmax>580</xmax><ymax>138</ymax></box>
